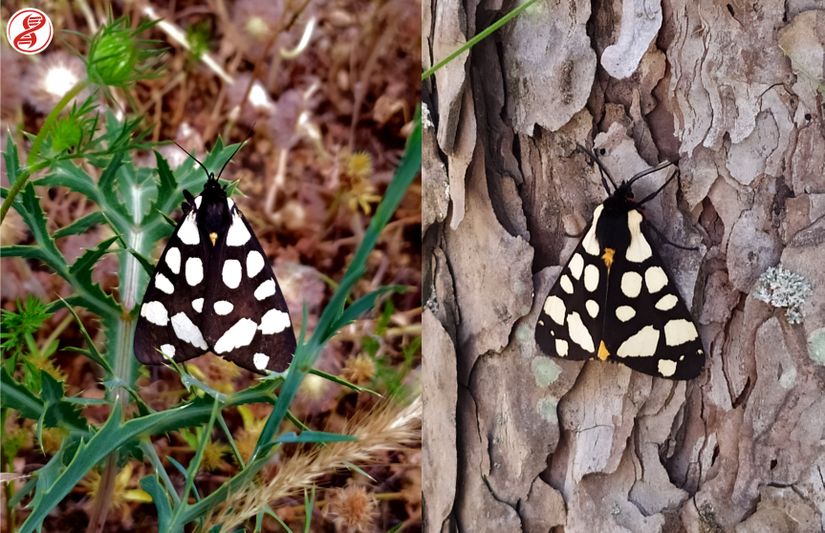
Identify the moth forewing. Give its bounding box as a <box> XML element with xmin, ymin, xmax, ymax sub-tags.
<box><xmin>134</xmin><ymin>166</ymin><xmax>297</xmax><ymax>375</ymax></box>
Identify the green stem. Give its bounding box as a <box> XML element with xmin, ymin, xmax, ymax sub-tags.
<box><xmin>0</xmin><ymin>80</ymin><xmax>89</xmax><ymax>222</ymax></box>
<box><xmin>421</xmin><ymin>0</ymin><xmax>541</xmax><ymax>81</ymax></box>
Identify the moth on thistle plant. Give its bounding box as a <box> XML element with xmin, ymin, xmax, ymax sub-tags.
<box><xmin>534</xmin><ymin>146</ymin><xmax>705</xmax><ymax>380</ymax></box>
<box><xmin>134</xmin><ymin>142</ymin><xmax>296</xmax><ymax>374</ymax></box>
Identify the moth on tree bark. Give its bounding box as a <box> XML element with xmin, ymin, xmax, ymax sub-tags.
<box><xmin>423</xmin><ymin>1</ymin><xmax>825</xmax><ymax>531</ymax></box>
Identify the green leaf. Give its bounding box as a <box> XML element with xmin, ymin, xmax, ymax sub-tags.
<box><xmin>35</xmin><ymin>161</ymin><xmax>101</xmax><ymax>203</ymax></box>
<box><xmin>67</xmin><ymin>236</ymin><xmax>120</xmax><ymax>318</ymax></box>
<box><xmin>3</xmin><ymin>134</ymin><xmax>20</xmax><ymax>186</ymax></box>
<box><xmin>329</xmin><ymin>285</ymin><xmax>405</xmax><ymax>333</ymax></box>
<box><xmin>274</xmin><ymin>431</ymin><xmax>357</xmax><ymax>444</ymax></box>
<box><xmin>58</xmin><ymin>297</ymin><xmax>113</xmax><ymax>376</ymax></box>
<box><xmin>53</xmin><ymin>211</ymin><xmax>107</xmax><ymax>238</ymax></box>
<box><xmin>140</xmin><ymin>476</ymin><xmax>172</xmax><ymax>530</ymax></box>
<box><xmin>254</xmin><ymin>110</ymin><xmax>422</xmax><ymax>457</ymax></box>
<box><xmin>0</xmin><ymin>368</ymin><xmax>43</xmax><ymax>420</ymax></box>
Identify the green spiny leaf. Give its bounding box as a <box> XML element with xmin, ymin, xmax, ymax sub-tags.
<box><xmin>53</xmin><ymin>211</ymin><xmax>107</xmax><ymax>238</ymax></box>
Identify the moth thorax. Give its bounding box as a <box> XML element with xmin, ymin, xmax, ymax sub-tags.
<box><xmin>595</xmin><ymin>208</ymin><xmax>632</xmax><ymax>257</ymax></box>
<box><xmin>197</xmin><ymin>196</ymin><xmax>231</xmax><ymax>237</ymax></box>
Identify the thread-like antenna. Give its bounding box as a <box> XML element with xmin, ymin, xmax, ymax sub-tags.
<box><xmin>216</xmin><ymin>139</ymin><xmax>247</xmax><ymax>179</ymax></box>
<box><xmin>627</xmin><ymin>160</ymin><xmax>674</xmax><ymax>187</ymax></box>
<box><xmin>173</xmin><ymin>141</ymin><xmax>213</xmax><ymax>180</ymax></box>
<box><xmin>576</xmin><ymin>143</ymin><xmax>617</xmax><ymax>193</ymax></box>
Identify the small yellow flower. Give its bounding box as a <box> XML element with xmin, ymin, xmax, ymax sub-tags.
<box><xmin>342</xmin><ymin>354</ymin><xmax>376</xmax><ymax>385</ymax></box>
<box><xmin>201</xmin><ymin>441</ymin><xmax>231</xmax><ymax>471</ymax></box>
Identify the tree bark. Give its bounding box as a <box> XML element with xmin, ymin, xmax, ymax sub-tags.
<box><xmin>423</xmin><ymin>1</ymin><xmax>825</xmax><ymax>531</ymax></box>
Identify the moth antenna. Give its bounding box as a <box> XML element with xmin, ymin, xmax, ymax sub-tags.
<box><xmin>637</xmin><ymin>167</ymin><xmax>680</xmax><ymax>205</ymax></box>
<box><xmin>576</xmin><ymin>143</ymin><xmax>617</xmax><ymax>193</ymax></box>
<box><xmin>627</xmin><ymin>160</ymin><xmax>674</xmax><ymax>187</ymax></box>
<box><xmin>173</xmin><ymin>141</ymin><xmax>214</xmax><ymax>180</ymax></box>
<box><xmin>217</xmin><ymin>127</ymin><xmax>255</xmax><ymax>180</ymax></box>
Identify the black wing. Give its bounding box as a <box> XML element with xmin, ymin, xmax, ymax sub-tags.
<box><xmin>535</xmin><ymin>219</ymin><xmax>608</xmax><ymax>361</ymax></box>
<box><xmin>200</xmin><ymin>199</ymin><xmax>296</xmax><ymax>373</ymax></box>
<box><xmin>600</xmin><ymin>223</ymin><xmax>705</xmax><ymax>380</ymax></box>
<box><xmin>134</xmin><ymin>206</ymin><xmax>210</xmax><ymax>365</ymax></box>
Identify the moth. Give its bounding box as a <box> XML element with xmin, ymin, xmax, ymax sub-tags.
<box><xmin>134</xmin><ymin>144</ymin><xmax>296</xmax><ymax>374</ymax></box>
<box><xmin>534</xmin><ymin>147</ymin><xmax>705</xmax><ymax>379</ymax></box>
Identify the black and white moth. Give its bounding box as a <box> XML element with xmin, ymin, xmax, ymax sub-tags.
<box><xmin>134</xmin><ymin>146</ymin><xmax>296</xmax><ymax>374</ymax></box>
<box><xmin>534</xmin><ymin>148</ymin><xmax>705</xmax><ymax>380</ymax></box>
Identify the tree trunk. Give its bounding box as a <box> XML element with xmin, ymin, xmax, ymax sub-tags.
<box><xmin>423</xmin><ymin>1</ymin><xmax>825</xmax><ymax>531</ymax></box>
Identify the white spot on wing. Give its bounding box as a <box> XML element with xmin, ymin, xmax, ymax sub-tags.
<box><xmin>655</xmin><ymin>294</ymin><xmax>678</xmax><ymax>311</ymax></box>
<box><xmin>555</xmin><ymin>339</ymin><xmax>569</xmax><ymax>357</ymax></box>
<box><xmin>664</xmin><ymin>319</ymin><xmax>699</xmax><ymax>346</ymax></box>
<box><xmin>543</xmin><ymin>296</ymin><xmax>566</xmax><ymax>325</ymax></box>
<box><xmin>567</xmin><ymin>312</ymin><xmax>594</xmax><ymax>353</ymax></box>
<box><xmin>141</xmin><ymin>301</ymin><xmax>169</xmax><ymax>326</ymax></box>
<box><xmin>246</xmin><ymin>250</ymin><xmax>265</xmax><ymax>278</ymax></box>
<box><xmin>194</xmin><ymin>196</ymin><xmax>203</xmax><ymax>209</ymax></box>
<box><xmin>226</xmin><ymin>215</ymin><xmax>251</xmax><ymax>246</ymax></box>
<box><xmin>621</xmin><ymin>271</ymin><xmax>643</xmax><ymax>298</ymax></box>
<box><xmin>222</xmin><ymin>259</ymin><xmax>242</xmax><ymax>288</ymax></box>
<box><xmin>165</xmin><ymin>247</ymin><xmax>181</xmax><ymax>274</ymax></box>
<box><xmin>615</xmin><ymin>306</ymin><xmax>636</xmax><ymax>322</ymax></box>
<box><xmin>625</xmin><ymin>210</ymin><xmax>652</xmax><ymax>262</ymax></box>
<box><xmin>645</xmin><ymin>266</ymin><xmax>668</xmax><ymax>293</ymax></box>
<box><xmin>658</xmin><ymin>359</ymin><xmax>677</xmax><ymax>377</ymax></box>
<box><xmin>213</xmin><ymin>300</ymin><xmax>234</xmax><ymax>315</ymax></box>
<box><xmin>569</xmin><ymin>254</ymin><xmax>584</xmax><ymax>280</ymax></box>
<box><xmin>560</xmin><ymin>275</ymin><xmax>574</xmax><ymax>294</ymax></box>
<box><xmin>584</xmin><ymin>264</ymin><xmax>599</xmax><ymax>292</ymax></box>
<box><xmin>254</xmin><ymin>279</ymin><xmax>277</xmax><ymax>300</ymax></box>
<box><xmin>160</xmin><ymin>344</ymin><xmax>175</xmax><ymax>360</ymax></box>
<box><xmin>253</xmin><ymin>352</ymin><xmax>270</xmax><ymax>370</ymax></box>
<box><xmin>582</xmin><ymin>205</ymin><xmax>603</xmax><ymax>256</ymax></box>
<box><xmin>259</xmin><ymin>308</ymin><xmax>291</xmax><ymax>334</ymax></box>
<box><xmin>178</xmin><ymin>212</ymin><xmax>200</xmax><ymax>245</ymax></box>
<box><xmin>192</xmin><ymin>298</ymin><xmax>204</xmax><ymax>313</ymax></box>
<box><xmin>214</xmin><ymin>318</ymin><xmax>257</xmax><ymax>353</ymax></box>
<box><xmin>155</xmin><ymin>273</ymin><xmax>175</xmax><ymax>294</ymax></box>
<box><xmin>585</xmin><ymin>299</ymin><xmax>599</xmax><ymax>318</ymax></box>
<box><xmin>186</xmin><ymin>257</ymin><xmax>204</xmax><ymax>286</ymax></box>
<box><xmin>617</xmin><ymin>325</ymin><xmax>660</xmax><ymax>357</ymax></box>
<box><xmin>170</xmin><ymin>312</ymin><xmax>208</xmax><ymax>350</ymax></box>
